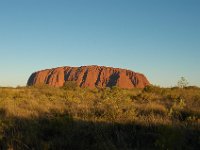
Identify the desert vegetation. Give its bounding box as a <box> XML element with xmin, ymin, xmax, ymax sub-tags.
<box><xmin>0</xmin><ymin>84</ymin><xmax>199</xmax><ymax>149</ymax></box>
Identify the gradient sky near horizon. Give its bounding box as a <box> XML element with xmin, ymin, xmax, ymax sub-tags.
<box><xmin>0</xmin><ymin>0</ymin><xmax>200</xmax><ymax>87</ymax></box>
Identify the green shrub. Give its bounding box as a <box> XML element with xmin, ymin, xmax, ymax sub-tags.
<box><xmin>63</xmin><ymin>81</ymin><xmax>78</xmax><ymax>90</ymax></box>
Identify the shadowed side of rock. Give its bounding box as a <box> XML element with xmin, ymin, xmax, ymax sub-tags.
<box><xmin>27</xmin><ymin>66</ymin><xmax>150</xmax><ymax>88</ymax></box>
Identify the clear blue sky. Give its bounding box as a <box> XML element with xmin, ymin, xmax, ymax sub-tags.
<box><xmin>0</xmin><ymin>0</ymin><xmax>199</xmax><ymax>87</ymax></box>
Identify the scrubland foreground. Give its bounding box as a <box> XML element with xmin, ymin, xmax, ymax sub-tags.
<box><xmin>0</xmin><ymin>84</ymin><xmax>199</xmax><ymax>150</ymax></box>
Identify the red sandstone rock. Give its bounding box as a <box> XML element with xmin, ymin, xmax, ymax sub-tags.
<box><xmin>27</xmin><ymin>65</ymin><xmax>150</xmax><ymax>89</ymax></box>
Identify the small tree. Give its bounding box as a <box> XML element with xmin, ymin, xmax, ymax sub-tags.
<box><xmin>63</xmin><ymin>81</ymin><xmax>78</xmax><ymax>90</ymax></box>
<box><xmin>177</xmin><ymin>77</ymin><xmax>188</xmax><ymax>88</ymax></box>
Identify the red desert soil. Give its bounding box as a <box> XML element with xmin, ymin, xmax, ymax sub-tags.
<box><xmin>27</xmin><ymin>65</ymin><xmax>150</xmax><ymax>89</ymax></box>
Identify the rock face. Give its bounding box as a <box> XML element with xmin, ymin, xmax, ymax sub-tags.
<box><xmin>27</xmin><ymin>65</ymin><xmax>150</xmax><ymax>89</ymax></box>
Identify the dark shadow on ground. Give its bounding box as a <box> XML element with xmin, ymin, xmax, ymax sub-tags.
<box><xmin>0</xmin><ymin>109</ymin><xmax>199</xmax><ymax>150</ymax></box>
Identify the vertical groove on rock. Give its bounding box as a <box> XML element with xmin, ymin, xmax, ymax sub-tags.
<box><xmin>107</xmin><ymin>72</ymin><xmax>120</xmax><ymax>87</ymax></box>
<box><xmin>95</xmin><ymin>68</ymin><xmax>103</xmax><ymax>87</ymax></box>
<box><xmin>64</xmin><ymin>68</ymin><xmax>72</xmax><ymax>82</ymax></box>
<box><xmin>46</xmin><ymin>70</ymin><xmax>54</xmax><ymax>84</ymax></box>
<box><xmin>80</xmin><ymin>69</ymin><xmax>88</xmax><ymax>87</ymax></box>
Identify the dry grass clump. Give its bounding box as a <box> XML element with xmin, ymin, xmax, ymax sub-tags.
<box><xmin>136</xmin><ymin>102</ymin><xmax>168</xmax><ymax>117</ymax></box>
